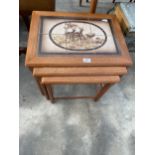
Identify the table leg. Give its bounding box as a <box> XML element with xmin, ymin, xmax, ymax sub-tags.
<box><xmin>46</xmin><ymin>84</ymin><xmax>55</xmax><ymax>103</ymax></box>
<box><xmin>42</xmin><ymin>83</ymin><xmax>50</xmax><ymax>100</ymax></box>
<box><xmin>34</xmin><ymin>77</ymin><xmax>45</xmax><ymax>95</ymax></box>
<box><xmin>29</xmin><ymin>67</ymin><xmax>49</xmax><ymax>99</ymax></box>
<box><xmin>36</xmin><ymin>77</ymin><xmax>50</xmax><ymax>100</ymax></box>
<box><xmin>90</xmin><ymin>0</ymin><xmax>98</xmax><ymax>13</ymax></box>
<box><xmin>94</xmin><ymin>83</ymin><xmax>112</xmax><ymax>101</ymax></box>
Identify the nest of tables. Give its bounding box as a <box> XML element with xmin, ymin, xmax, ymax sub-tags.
<box><xmin>25</xmin><ymin>11</ymin><xmax>132</xmax><ymax>103</ymax></box>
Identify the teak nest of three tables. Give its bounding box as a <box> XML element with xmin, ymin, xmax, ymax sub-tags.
<box><xmin>25</xmin><ymin>11</ymin><xmax>132</xmax><ymax>103</ymax></box>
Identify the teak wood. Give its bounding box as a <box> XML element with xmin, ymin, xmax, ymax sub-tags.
<box><xmin>89</xmin><ymin>0</ymin><xmax>123</xmax><ymax>14</ymax></box>
<box><xmin>41</xmin><ymin>76</ymin><xmax>120</xmax><ymax>84</ymax></box>
<box><xmin>25</xmin><ymin>11</ymin><xmax>132</xmax><ymax>67</ymax></box>
<box><xmin>90</xmin><ymin>0</ymin><xmax>98</xmax><ymax>13</ymax></box>
<box><xmin>41</xmin><ymin>75</ymin><xmax>120</xmax><ymax>102</ymax></box>
<box><xmin>33</xmin><ymin>66</ymin><xmax>127</xmax><ymax>100</ymax></box>
<box><xmin>94</xmin><ymin>83</ymin><xmax>112</xmax><ymax>101</ymax></box>
<box><xmin>25</xmin><ymin>11</ymin><xmax>132</xmax><ymax>102</ymax></box>
<box><xmin>33</xmin><ymin>67</ymin><xmax>127</xmax><ymax>77</ymax></box>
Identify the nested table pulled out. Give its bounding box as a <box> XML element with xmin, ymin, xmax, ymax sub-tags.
<box><xmin>26</xmin><ymin>11</ymin><xmax>132</xmax><ymax>103</ymax></box>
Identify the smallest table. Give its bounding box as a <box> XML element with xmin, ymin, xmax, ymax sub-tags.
<box><xmin>41</xmin><ymin>75</ymin><xmax>120</xmax><ymax>102</ymax></box>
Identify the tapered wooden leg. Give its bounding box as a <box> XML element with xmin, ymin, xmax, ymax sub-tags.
<box><xmin>94</xmin><ymin>83</ymin><xmax>112</xmax><ymax>101</ymax></box>
<box><xmin>28</xmin><ymin>67</ymin><xmax>49</xmax><ymax>99</ymax></box>
<box><xmin>29</xmin><ymin>67</ymin><xmax>44</xmax><ymax>95</ymax></box>
<box><xmin>34</xmin><ymin>77</ymin><xmax>45</xmax><ymax>95</ymax></box>
<box><xmin>42</xmin><ymin>84</ymin><xmax>50</xmax><ymax>100</ymax></box>
<box><xmin>46</xmin><ymin>84</ymin><xmax>55</xmax><ymax>103</ymax></box>
<box><xmin>90</xmin><ymin>0</ymin><xmax>98</xmax><ymax>13</ymax></box>
<box><xmin>34</xmin><ymin>77</ymin><xmax>50</xmax><ymax>100</ymax></box>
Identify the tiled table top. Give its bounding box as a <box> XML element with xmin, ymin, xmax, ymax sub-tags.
<box><xmin>38</xmin><ymin>17</ymin><xmax>118</xmax><ymax>55</ymax></box>
<box><xmin>26</xmin><ymin>12</ymin><xmax>132</xmax><ymax>67</ymax></box>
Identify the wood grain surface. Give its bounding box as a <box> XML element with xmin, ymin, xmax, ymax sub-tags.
<box><xmin>25</xmin><ymin>11</ymin><xmax>132</xmax><ymax>67</ymax></box>
<box><xmin>33</xmin><ymin>67</ymin><xmax>127</xmax><ymax>76</ymax></box>
<box><xmin>41</xmin><ymin>75</ymin><xmax>120</xmax><ymax>84</ymax></box>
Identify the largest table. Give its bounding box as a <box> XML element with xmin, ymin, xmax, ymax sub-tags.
<box><xmin>25</xmin><ymin>11</ymin><xmax>132</xmax><ymax>102</ymax></box>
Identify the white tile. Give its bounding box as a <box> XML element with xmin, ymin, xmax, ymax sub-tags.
<box><xmin>40</xmin><ymin>34</ymin><xmax>67</xmax><ymax>53</ymax></box>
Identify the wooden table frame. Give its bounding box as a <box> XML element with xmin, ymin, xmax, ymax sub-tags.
<box><xmin>25</xmin><ymin>11</ymin><xmax>132</xmax><ymax>68</ymax></box>
<box><xmin>41</xmin><ymin>75</ymin><xmax>120</xmax><ymax>103</ymax></box>
<box><xmin>33</xmin><ymin>66</ymin><xmax>127</xmax><ymax>100</ymax></box>
<box><xmin>90</xmin><ymin>0</ymin><xmax>98</xmax><ymax>13</ymax></box>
